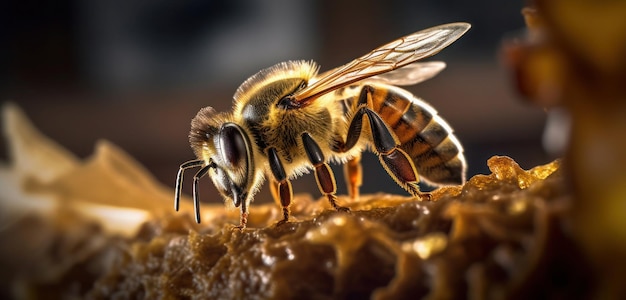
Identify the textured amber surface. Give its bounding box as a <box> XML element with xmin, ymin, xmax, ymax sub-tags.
<box><xmin>502</xmin><ymin>1</ymin><xmax>626</xmax><ymax>297</ymax></box>
<box><xmin>0</xmin><ymin>104</ymin><xmax>590</xmax><ymax>299</ymax></box>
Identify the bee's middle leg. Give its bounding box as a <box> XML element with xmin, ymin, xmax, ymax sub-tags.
<box><xmin>344</xmin><ymin>154</ymin><xmax>362</xmax><ymax>200</ymax></box>
<box><xmin>302</xmin><ymin>133</ymin><xmax>350</xmax><ymax>213</ymax></box>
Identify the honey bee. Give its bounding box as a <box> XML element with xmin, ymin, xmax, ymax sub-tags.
<box><xmin>175</xmin><ymin>22</ymin><xmax>470</xmax><ymax>228</ymax></box>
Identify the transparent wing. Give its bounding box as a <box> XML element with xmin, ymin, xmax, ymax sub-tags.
<box><xmin>316</xmin><ymin>61</ymin><xmax>447</xmax><ymax>87</ymax></box>
<box><xmin>294</xmin><ymin>22</ymin><xmax>470</xmax><ymax>105</ymax></box>
<box><xmin>367</xmin><ymin>61</ymin><xmax>446</xmax><ymax>86</ymax></box>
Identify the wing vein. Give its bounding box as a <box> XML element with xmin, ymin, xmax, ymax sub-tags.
<box><xmin>293</xmin><ymin>22</ymin><xmax>470</xmax><ymax>105</ymax></box>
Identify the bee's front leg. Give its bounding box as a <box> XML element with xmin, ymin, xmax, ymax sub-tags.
<box><xmin>267</xmin><ymin>147</ymin><xmax>293</xmax><ymax>226</ymax></box>
<box><xmin>302</xmin><ymin>133</ymin><xmax>350</xmax><ymax>213</ymax></box>
<box><xmin>234</xmin><ymin>201</ymin><xmax>249</xmax><ymax>231</ymax></box>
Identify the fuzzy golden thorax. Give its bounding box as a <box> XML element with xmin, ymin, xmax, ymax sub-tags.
<box><xmin>231</xmin><ymin>60</ymin><xmax>344</xmax><ymax>176</ymax></box>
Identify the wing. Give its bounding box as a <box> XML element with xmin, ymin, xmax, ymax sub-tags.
<box><xmin>367</xmin><ymin>61</ymin><xmax>446</xmax><ymax>86</ymax></box>
<box><xmin>316</xmin><ymin>61</ymin><xmax>447</xmax><ymax>87</ymax></box>
<box><xmin>293</xmin><ymin>22</ymin><xmax>470</xmax><ymax>106</ymax></box>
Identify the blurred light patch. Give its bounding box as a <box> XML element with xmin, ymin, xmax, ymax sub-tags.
<box><xmin>402</xmin><ymin>232</ymin><xmax>448</xmax><ymax>259</ymax></box>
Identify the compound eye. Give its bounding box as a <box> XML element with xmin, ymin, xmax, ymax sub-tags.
<box><xmin>218</xmin><ymin>124</ymin><xmax>248</xmax><ymax>169</ymax></box>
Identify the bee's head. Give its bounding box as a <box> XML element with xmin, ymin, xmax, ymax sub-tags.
<box><xmin>189</xmin><ymin>107</ymin><xmax>256</xmax><ymax>208</ymax></box>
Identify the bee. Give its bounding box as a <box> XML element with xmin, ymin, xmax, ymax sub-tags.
<box><xmin>175</xmin><ymin>22</ymin><xmax>470</xmax><ymax>228</ymax></box>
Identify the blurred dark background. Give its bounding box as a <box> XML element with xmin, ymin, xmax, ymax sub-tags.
<box><xmin>0</xmin><ymin>0</ymin><xmax>548</xmax><ymax>203</ymax></box>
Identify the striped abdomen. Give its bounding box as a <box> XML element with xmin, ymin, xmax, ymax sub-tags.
<box><xmin>367</xmin><ymin>84</ymin><xmax>466</xmax><ymax>186</ymax></box>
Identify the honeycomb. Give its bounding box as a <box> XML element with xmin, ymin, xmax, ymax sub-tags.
<box><xmin>0</xmin><ymin>104</ymin><xmax>588</xmax><ymax>299</ymax></box>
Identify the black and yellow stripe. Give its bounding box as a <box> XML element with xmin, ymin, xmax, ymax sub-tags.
<box><xmin>365</xmin><ymin>86</ymin><xmax>465</xmax><ymax>186</ymax></box>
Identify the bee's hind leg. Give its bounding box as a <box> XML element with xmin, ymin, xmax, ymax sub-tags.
<box><xmin>302</xmin><ymin>133</ymin><xmax>350</xmax><ymax>213</ymax></box>
<box><xmin>335</xmin><ymin>88</ymin><xmax>431</xmax><ymax>201</ymax></box>
<box><xmin>363</xmin><ymin>108</ymin><xmax>431</xmax><ymax>201</ymax></box>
